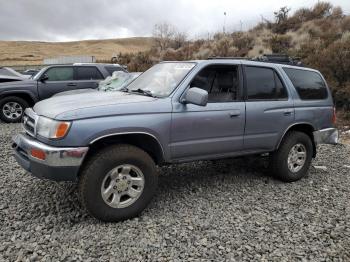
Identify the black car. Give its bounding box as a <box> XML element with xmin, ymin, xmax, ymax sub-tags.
<box><xmin>0</xmin><ymin>63</ymin><xmax>127</xmax><ymax>122</ymax></box>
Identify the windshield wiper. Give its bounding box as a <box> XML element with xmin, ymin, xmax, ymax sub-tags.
<box><xmin>118</xmin><ymin>86</ymin><xmax>129</xmax><ymax>93</ymax></box>
<box><xmin>129</xmin><ymin>88</ymin><xmax>155</xmax><ymax>97</ymax></box>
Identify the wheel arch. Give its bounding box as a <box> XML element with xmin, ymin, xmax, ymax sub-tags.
<box><xmin>0</xmin><ymin>91</ymin><xmax>36</xmax><ymax>107</ymax></box>
<box><xmin>84</xmin><ymin>132</ymin><xmax>166</xmax><ymax>166</ymax></box>
<box><xmin>276</xmin><ymin>123</ymin><xmax>317</xmax><ymax>157</ymax></box>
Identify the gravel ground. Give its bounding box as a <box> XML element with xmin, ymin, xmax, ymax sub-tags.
<box><xmin>1</xmin><ymin>123</ymin><xmax>350</xmax><ymax>261</ymax></box>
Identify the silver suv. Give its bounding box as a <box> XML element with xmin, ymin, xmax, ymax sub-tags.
<box><xmin>12</xmin><ymin>59</ymin><xmax>338</xmax><ymax>222</ymax></box>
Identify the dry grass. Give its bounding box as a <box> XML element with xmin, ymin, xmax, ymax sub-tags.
<box><xmin>0</xmin><ymin>37</ymin><xmax>153</xmax><ymax>66</ymax></box>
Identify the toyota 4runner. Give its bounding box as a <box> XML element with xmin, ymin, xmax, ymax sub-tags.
<box><xmin>12</xmin><ymin>59</ymin><xmax>338</xmax><ymax>222</ymax></box>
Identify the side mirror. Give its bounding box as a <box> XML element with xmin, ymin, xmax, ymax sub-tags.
<box><xmin>40</xmin><ymin>74</ymin><xmax>49</xmax><ymax>82</ymax></box>
<box><xmin>183</xmin><ymin>87</ymin><xmax>208</xmax><ymax>106</ymax></box>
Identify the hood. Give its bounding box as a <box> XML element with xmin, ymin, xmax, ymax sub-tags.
<box><xmin>53</xmin><ymin>88</ymin><xmax>97</xmax><ymax>97</ymax></box>
<box><xmin>0</xmin><ymin>79</ymin><xmax>36</xmax><ymax>88</ymax></box>
<box><xmin>33</xmin><ymin>91</ymin><xmax>168</xmax><ymax>120</ymax></box>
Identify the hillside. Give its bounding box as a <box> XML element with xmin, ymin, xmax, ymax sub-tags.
<box><xmin>116</xmin><ymin>2</ymin><xmax>350</xmax><ymax>115</ymax></box>
<box><xmin>0</xmin><ymin>37</ymin><xmax>153</xmax><ymax>66</ymax></box>
<box><xmin>0</xmin><ymin>2</ymin><xmax>349</xmax><ymax>116</ymax></box>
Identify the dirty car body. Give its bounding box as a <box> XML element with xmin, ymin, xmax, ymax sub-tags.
<box><xmin>12</xmin><ymin>59</ymin><xmax>338</xmax><ymax>221</ymax></box>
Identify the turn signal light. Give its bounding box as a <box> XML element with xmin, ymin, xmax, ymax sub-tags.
<box><xmin>332</xmin><ymin>107</ymin><xmax>336</xmax><ymax>124</ymax></box>
<box><xmin>31</xmin><ymin>149</ymin><xmax>46</xmax><ymax>160</ymax></box>
<box><xmin>55</xmin><ymin>122</ymin><xmax>70</xmax><ymax>138</ymax></box>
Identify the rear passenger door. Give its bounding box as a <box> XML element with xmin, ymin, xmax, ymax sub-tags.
<box><xmin>243</xmin><ymin>65</ymin><xmax>294</xmax><ymax>151</ymax></box>
<box><xmin>74</xmin><ymin>66</ymin><xmax>104</xmax><ymax>89</ymax></box>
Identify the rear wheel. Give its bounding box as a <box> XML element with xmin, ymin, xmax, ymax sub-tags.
<box><xmin>79</xmin><ymin>144</ymin><xmax>158</xmax><ymax>222</ymax></box>
<box><xmin>270</xmin><ymin>131</ymin><xmax>313</xmax><ymax>182</ymax></box>
<box><xmin>0</xmin><ymin>96</ymin><xmax>29</xmax><ymax>123</ymax></box>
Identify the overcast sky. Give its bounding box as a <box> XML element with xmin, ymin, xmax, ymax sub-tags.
<box><xmin>0</xmin><ymin>0</ymin><xmax>349</xmax><ymax>42</ymax></box>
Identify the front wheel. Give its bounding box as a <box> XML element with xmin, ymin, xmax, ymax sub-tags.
<box><xmin>79</xmin><ymin>144</ymin><xmax>158</xmax><ymax>222</ymax></box>
<box><xmin>0</xmin><ymin>96</ymin><xmax>29</xmax><ymax>123</ymax></box>
<box><xmin>270</xmin><ymin>131</ymin><xmax>313</xmax><ymax>182</ymax></box>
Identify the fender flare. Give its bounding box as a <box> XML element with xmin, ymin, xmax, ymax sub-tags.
<box><xmin>276</xmin><ymin>122</ymin><xmax>316</xmax><ymax>150</ymax></box>
<box><xmin>89</xmin><ymin>131</ymin><xmax>167</xmax><ymax>162</ymax></box>
<box><xmin>0</xmin><ymin>90</ymin><xmax>38</xmax><ymax>104</ymax></box>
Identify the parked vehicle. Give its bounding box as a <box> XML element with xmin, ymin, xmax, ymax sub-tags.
<box><xmin>22</xmin><ymin>69</ymin><xmax>40</xmax><ymax>77</ymax></box>
<box><xmin>0</xmin><ymin>75</ymin><xmax>24</xmax><ymax>83</ymax></box>
<box><xmin>0</xmin><ymin>67</ymin><xmax>30</xmax><ymax>83</ymax></box>
<box><xmin>53</xmin><ymin>71</ymin><xmax>141</xmax><ymax>97</ymax></box>
<box><xmin>0</xmin><ymin>63</ymin><xmax>126</xmax><ymax>122</ymax></box>
<box><xmin>12</xmin><ymin>59</ymin><xmax>338</xmax><ymax>222</ymax></box>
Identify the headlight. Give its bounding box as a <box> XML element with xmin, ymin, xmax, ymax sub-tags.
<box><xmin>36</xmin><ymin>116</ymin><xmax>71</xmax><ymax>139</ymax></box>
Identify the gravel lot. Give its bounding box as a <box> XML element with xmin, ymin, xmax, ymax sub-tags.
<box><xmin>1</xmin><ymin>123</ymin><xmax>350</xmax><ymax>261</ymax></box>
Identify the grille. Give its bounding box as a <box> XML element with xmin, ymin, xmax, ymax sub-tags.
<box><xmin>22</xmin><ymin>108</ymin><xmax>38</xmax><ymax>137</ymax></box>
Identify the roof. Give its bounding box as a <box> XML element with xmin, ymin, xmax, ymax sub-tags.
<box><xmin>198</xmin><ymin>59</ymin><xmax>318</xmax><ymax>72</ymax></box>
<box><xmin>73</xmin><ymin>63</ymin><xmax>122</xmax><ymax>67</ymax></box>
<box><xmin>159</xmin><ymin>59</ymin><xmax>320</xmax><ymax>73</ymax></box>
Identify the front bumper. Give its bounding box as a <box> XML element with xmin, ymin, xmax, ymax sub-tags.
<box><xmin>12</xmin><ymin>133</ymin><xmax>88</xmax><ymax>181</ymax></box>
<box><xmin>313</xmin><ymin>128</ymin><xmax>339</xmax><ymax>145</ymax></box>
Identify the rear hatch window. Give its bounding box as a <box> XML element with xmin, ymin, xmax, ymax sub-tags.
<box><xmin>283</xmin><ymin>68</ymin><xmax>328</xmax><ymax>100</ymax></box>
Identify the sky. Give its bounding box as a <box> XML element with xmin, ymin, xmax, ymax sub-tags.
<box><xmin>0</xmin><ymin>0</ymin><xmax>349</xmax><ymax>42</ymax></box>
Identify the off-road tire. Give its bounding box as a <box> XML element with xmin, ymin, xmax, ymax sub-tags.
<box><xmin>79</xmin><ymin>144</ymin><xmax>158</xmax><ymax>222</ymax></box>
<box><xmin>270</xmin><ymin>131</ymin><xmax>313</xmax><ymax>182</ymax></box>
<box><xmin>0</xmin><ymin>96</ymin><xmax>29</xmax><ymax>123</ymax></box>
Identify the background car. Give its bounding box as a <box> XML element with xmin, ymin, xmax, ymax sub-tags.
<box><xmin>53</xmin><ymin>71</ymin><xmax>141</xmax><ymax>97</ymax></box>
<box><xmin>0</xmin><ymin>67</ymin><xmax>30</xmax><ymax>83</ymax></box>
<box><xmin>0</xmin><ymin>63</ymin><xmax>127</xmax><ymax>122</ymax></box>
<box><xmin>22</xmin><ymin>69</ymin><xmax>40</xmax><ymax>77</ymax></box>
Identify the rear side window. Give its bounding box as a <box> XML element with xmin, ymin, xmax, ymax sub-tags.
<box><xmin>105</xmin><ymin>66</ymin><xmax>125</xmax><ymax>75</ymax></box>
<box><xmin>76</xmin><ymin>67</ymin><xmax>104</xmax><ymax>80</ymax></box>
<box><xmin>283</xmin><ymin>68</ymin><xmax>328</xmax><ymax>100</ymax></box>
<box><xmin>245</xmin><ymin>66</ymin><xmax>288</xmax><ymax>100</ymax></box>
<box><xmin>45</xmin><ymin>67</ymin><xmax>73</xmax><ymax>81</ymax></box>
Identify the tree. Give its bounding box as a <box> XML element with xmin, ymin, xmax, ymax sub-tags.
<box><xmin>172</xmin><ymin>31</ymin><xmax>187</xmax><ymax>49</ymax></box>
<box><xmin>153</xmin><ymin>23</ymin><xmax>175</xmax><ymax>51</ymax></box>
<box><xmin>274</xmin><ymin>6</ymin><xmax>290</xmax><ymax>24</ymax></box>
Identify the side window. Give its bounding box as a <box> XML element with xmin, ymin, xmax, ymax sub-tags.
<box><xmin>45</xmin><ymin>67</ymin><xmax>73</xmax><ymax>81</ymax></box>
<box><xmin>283</xmin><ymin>68</ymin><xmax>328</xmax><ymax>100</ymax></box>
<box><xmin>190</xmin><ymin>65</ymin><xmax>239</xmax><ymax>102</ymax></box>
<box><xmin>76</xmin><ymin>67</ymin><xmax>104</xmax><ymax>80</ymax></box>
<box><xmin>246</xmin><ymin>66</ymin><xmax>288</xmax><ymax>100</ymax></box>
<box><xmin>105</xmin><ymin>66</ymin><xmax>125</xmax><ymax>75</ymax></box>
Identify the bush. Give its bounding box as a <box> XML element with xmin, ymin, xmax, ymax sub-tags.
<box><xmin>311</xmin><ymin>2</ymin><xmax>332</xmax><ymax>19</ymax></box>
<box><xmin>267</xmin><ymin>34</ymin><xmax>292</xmax><ymax>53</ymax></box>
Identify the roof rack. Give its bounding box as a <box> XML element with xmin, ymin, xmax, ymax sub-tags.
<box><xmin>207</xmin><ymin>54</ymin><xmax>303</xmax><ymax>66</ymax></box>
<box><xmin>207</xmin><ymin>56</ymin><xmax>249</xmax><ymax>60</ymax></box>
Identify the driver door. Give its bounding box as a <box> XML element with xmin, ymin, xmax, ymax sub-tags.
<box><xmin>38</xmin><ymin>66</ymin><xmax>77</xmax><ymax>99</ymax></box>
<box><xmin>170</xmin><ymin>64</ymin><xmax>246</xmax><ymax>161</ymax></box>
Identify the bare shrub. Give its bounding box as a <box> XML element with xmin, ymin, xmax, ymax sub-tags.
<box><xmin>311</xmin><ymin>2</ymin><xmax>332</xmax><ymax>19</ymax></box>
<box><xmin>172</xmin><ymin>32</ymin><xmax>187</xmax><ymax>50</ymax></box>
<box><xmin>266</xmin><ymin>34</ymin><xmax>292</xmax><ymax>53</ymax></box>
<box><xmin>153</xmin><ymin>23</ymin><xmax>175</xmax><ymax>51</ymax></box>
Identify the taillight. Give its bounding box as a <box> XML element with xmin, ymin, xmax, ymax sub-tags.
<box><xmin>332</xmin><ymin>107</ymin><xmax>336</xmax><ymax>124</ymax></box>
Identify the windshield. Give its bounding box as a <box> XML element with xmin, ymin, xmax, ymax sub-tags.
<box><xmin>127</xmin><ymin>62</ymin><xmax>196</xmax><ymax>97</ymax></box>
<box><xmin>32</xmin><ymin>67</ymin><xmax>47</xmax><ymax>80</ymax></box>
<box><xmin>99</xmin><ymin>71</ymin><xmax>141</xmax><ymax>92</ymax></box>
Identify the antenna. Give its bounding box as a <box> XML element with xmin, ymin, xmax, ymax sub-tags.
<box><xmin>223</xmin><ymin>12</ymin><xmax>227</xmax><ymax>34</ymax></box>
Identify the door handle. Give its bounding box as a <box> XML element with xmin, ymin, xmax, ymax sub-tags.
<box><xmin>229</xmin><ymin>110</ymin><xmax>241</xmax><ymax>117</ymax></box>
<box><xmin>283</xmin><ymin>109</ymin><xmax>293</xmax><ymax>116</ymax></box>
<box><xmin>67</xmin><ymin>83</ymin><xmax>77</xmax><ymax>87</ymax></box>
